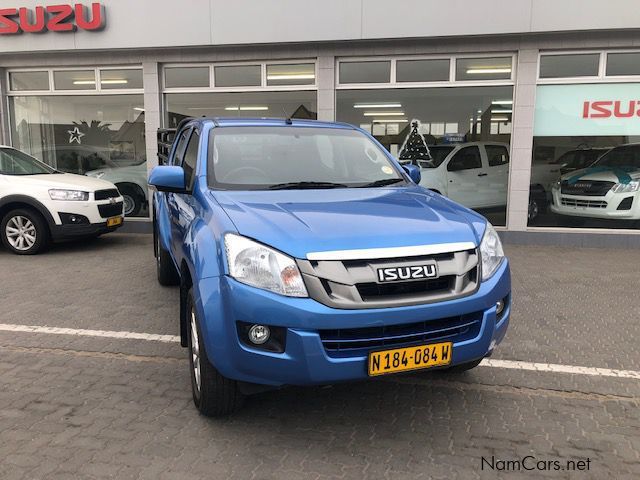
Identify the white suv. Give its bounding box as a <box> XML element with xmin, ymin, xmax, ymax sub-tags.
<box><xmin>551</xmin><ymin>143</ymin><xmax>640</xmax><ymax>221</ymax></box>
<box><xmin>416</xmin><ymin>142</ymin><xmax>509</xmax><ymax>209</ymax></box>
<box><xmin>0</xmin><ymin>146</ymin><xmax>124</xmax><ymax>254</ymax></box>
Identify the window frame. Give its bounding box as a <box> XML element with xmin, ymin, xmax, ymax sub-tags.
<box><xmin>336</xmin><ymin>53</ymin><xmax>517</xmax><ymax>89</ymax></box>
<box><xmin>537</xmin><ymin>49</ymin><xmax>640</xmax><ymax>84</ymax></box>
<box><xmin>6</xmin><ymin>65</ymin><xmax>144</xmax><ymax>95</ymax></box>
<box><xmin>162</xmin><ymin>59</ymin><xmax>318</xmax><ymax>94</ymax></box>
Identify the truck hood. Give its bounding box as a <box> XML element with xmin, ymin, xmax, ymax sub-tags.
<box><xmin>213</xmin><ymin>187</ymin><xmax>485</xmax><ymax>259</ymax></box>
<box><xmin>7</xmin><ymin>172</ymin><xmax>117</xmax><ymax>191</ymax></box>
<box><xmin>561</xmin><ymin>166</ymin><xmax>640</xmax><ymax>183</ymax></box>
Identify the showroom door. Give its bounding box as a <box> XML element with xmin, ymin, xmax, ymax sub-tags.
<box><xmin>445</xmin><ymin>146</ymin><xmax>487</xmax><ymax>208</ymax></box>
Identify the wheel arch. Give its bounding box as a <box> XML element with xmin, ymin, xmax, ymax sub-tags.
<box><xmin>179</xmin><ymin>260</ymin><xmax>194</xmax><ymax>348</ymax></box>
<box><xmin>0</xmin><ymin>195</ymin><xmax>56</xmax><ymax>233</ymax></box>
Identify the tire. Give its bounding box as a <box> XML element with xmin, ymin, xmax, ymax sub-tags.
<box><xmin>117</xmin><ymin>184</ymin><xmax>144</xmax><ymax>217</ymax></box>
<box><xmin>528</xmin><ymin>197</ymin><xmax>540</xmax><ymax>223</ymax></box>
<box><xmin>155</xmin><ymin>223</ymin><xmax>179</xmax><ymax>286</ymax></box>
<box><xmin>186</xmin><ymin>289</ymin><xmax>244</xmax><ymax>417</ymax></box>
<box><xmin>441</xmin><ymin>358</ymin><xmax>483</xmax><ymax>373</ymax></box>
<box><xmin>1</xmin><ymin>208</ymin><xmax>50</xmax><ymax>255</ymax></box>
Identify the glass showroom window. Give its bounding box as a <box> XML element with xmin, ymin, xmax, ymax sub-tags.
<box><xmin>336</xmin><ymin>85</ymin><xmax>514</xmax><ymax>226</ymax></box>
<box><xmin>7</xmin><ymin>67</ymin><xmax>148</xmax><ymax>217</ymax></box>
<box><xmin>529</xmin><ymin>82</ymin><xmax>640</xmax><ymax>230</ymax></box>
<box><xmin>165</xmin><ymin>91</ymin><xmax>317</xmax><ymax>127</ymax></box>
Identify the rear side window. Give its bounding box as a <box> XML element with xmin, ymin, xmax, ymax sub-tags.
<box><xmin>182</xmin><ymin>131</ymin><xmax>200</xmax><ymax>189</ymax></box>
<box><xmin>447</xmin><ymin>146</ymin><xmax>482</xmax><ymax>171</ymax></box>
<box><xmin>486</xmin><ymin>145</ymin><xmax>509</xmax><ymax>167</ymax></box>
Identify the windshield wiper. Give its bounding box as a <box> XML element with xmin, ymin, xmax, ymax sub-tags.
<box><xmin>268</xmin><ymin>181</ymin><xmax>348</xmax><ymax>190</ymax></box>
<box><xmin>356</xmin><ymin>178</ymin><xmax>405</xmax><ymax>188</ymax></box>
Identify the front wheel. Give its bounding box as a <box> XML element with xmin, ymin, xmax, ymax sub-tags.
<box><xmin>117</xmin><ymin>184</ymin><xmax>144</xmax><ymax>217</ymax></box>
<box><xmin>187</xmin><ymin>290</ymin><xmax>244</xmax><ymax>416</ymax></box>
<box><xmin>1</xmin><ymin>208</ymin><xmax>50</xmax><ymax>255</ymax></box>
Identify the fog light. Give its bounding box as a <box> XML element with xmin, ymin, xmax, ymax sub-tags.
<box><xmin>248</xmin><ymin>324</ymin><xmax>270</xmax><ymax>345</ymax></box>
<box><xmin>496</xmin><ymin>299</ymin><xmax>505</xmax><ymax>316</ymax></box>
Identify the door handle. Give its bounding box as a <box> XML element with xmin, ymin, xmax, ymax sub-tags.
<box><xmin>477</xmin><ymin>173</ymin><xmax>488</xmax><ymax>177</ymax></box>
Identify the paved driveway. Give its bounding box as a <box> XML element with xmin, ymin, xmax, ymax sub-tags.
<box><xmin>0</xmin><ymin>234</ymin><xmax>638</xmax><ymax>479</ymax></box>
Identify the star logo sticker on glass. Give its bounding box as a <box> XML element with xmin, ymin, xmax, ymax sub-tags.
<box><xmin>67</xmin><ymin>127</ymin><xmax>85</xmax><ymax>145</ymax></box>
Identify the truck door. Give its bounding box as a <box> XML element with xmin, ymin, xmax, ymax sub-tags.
<box><xmin>445</xmin><ymin>145</ymin><xmax>485</xmax><ymax>208</ymax></box>
<box><xmin>484</xmin><ymin>144</ymin><xmax>510</xmax><ymax>207</ymax></box>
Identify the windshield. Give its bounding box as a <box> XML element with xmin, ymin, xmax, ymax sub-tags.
<box><xmin>420</xmin><ymin>145</ymin><xmax>454</xmax><ymax>168</ymax></box>
<box><xmin>208</xmin><ymin>126</ymin><xmax>406</xmax><ymax>190</ymax></box>
<box><xmin>0</xmin><ymin>148</ymin><xmax>56</xmax><ymax>175</ymax></box>
<box><xmin>594</xmin><ymin>145</ymin><xmax>640</xmax><ymax>169</ymax></box>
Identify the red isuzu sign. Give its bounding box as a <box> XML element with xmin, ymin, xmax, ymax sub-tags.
<box><xmin>582</xmin><ymin>100</ymin><xmax>640</xmax><ymax>119</ymax></box>
<box><xmin>0</xmin><ymin>3</ymin><xmax>105</xmax><ymax>34</ymax></box>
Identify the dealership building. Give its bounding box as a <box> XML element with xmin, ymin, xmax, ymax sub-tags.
<box><xmin>2</xmin><ymin>0</ymin><xmax>640</xmax><ymax>246</ymax></box>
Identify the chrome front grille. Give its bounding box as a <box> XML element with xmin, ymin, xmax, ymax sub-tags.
<box><xmin>561</xmin><ymin>197</ymin><xmax>608</xmax><ymax>209</ymax></box>
<box><xmin>297</xmin><ymin>248</ymin><xmax>479</xmax><ymax>309</ymax></box>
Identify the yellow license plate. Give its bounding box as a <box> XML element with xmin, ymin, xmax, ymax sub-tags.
<box><xmin>106</xmin><ymin>216</ymin><xmax>123</xmax><ymax>227</ymax></box>
<box><xmin>368</xmin><ymin>342</ymin><xmax>453</xmax><ymax>376</ymax></box>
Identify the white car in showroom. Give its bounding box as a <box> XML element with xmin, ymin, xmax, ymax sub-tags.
<box><xmin>551</xmin><ymin>143</ymin><xmax>640</xmax><ymax>220</ymax></box>
<box><xmin>0</xmin><ymin>146</ymin><xmax>124</xmax><ymax>254</ymax></box>
<box><xmin>416</xmin><ymin>142</ymin><xmax>509</xmax><ymax>209</ymax></box>
<box><xmin>86</xmin><ymin>162</ymin><xmax>148</xmax><ymax>216</ymax></box>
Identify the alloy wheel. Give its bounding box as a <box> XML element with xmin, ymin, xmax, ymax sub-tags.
<box><xmin>5</xmin><ymin>216</ymin><xmax>37</xmax><ymax>251</ymax></box>
<box><xmin>122</xmin><ymin>194</ymin><xmax>135</xmax><ymax>216</ymax></box>
<box><xmin>190</xmin><ymin>309</ymin><xmax>201</xmax><ymax>393</ymax></box>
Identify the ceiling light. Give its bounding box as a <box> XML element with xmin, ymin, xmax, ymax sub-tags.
<box><xmin>100</xmin><ymin>79</ymin><xmax>129</xmax><ymax>85</ymax></box>
<box><xmin>372</xmin><ymin>119</ymin><xmax>408</xmax><ymax>123</ymax></box>
<box><xmin>491</xmin><ymin>116</ymin><xmax>510</xmax><ymax>122</ymax></box>
<box><xmin>354</xmin><ymin>103</ymin><xmax>402</xmax><ymax>109</ymax></box>
<box><xmin>466</xmin><ymin>68</ymin><xmax>511</xmax><ymax>74</ymax></box>
<box><xmin>225</xmin><ymin>106</ymin><xmax>269</xmax><ymax>111</ymax></box>
<box><xmin>72</xmin><ymin>80</ymin><xmax>96</xmax><ymax>85</ymax></box>
<box><xmin>133</xmin><ymin>107</ymin><xmax>145</xmax><ymax>112</ymax></box>
<box><xmin>266</xmin><ymin>74</ymin><xmax>315</xmax><ymax>80</ymax></box>
<box><xmin>492</xmin><ymin>100</ymin><xmax>513</xmax><ymax>105</ymax></box>
<box><xmin>363</xmin><ymin>112</ymin><xmax>405</xmax><ymax>116</ymax></box>
<box><xmin>491</xmin><ymin>109</ymin><xmax>512</xmax><ymax>114</ymax></box>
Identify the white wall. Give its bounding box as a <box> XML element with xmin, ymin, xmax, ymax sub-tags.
<box><xmin>1</xmin><ymin>0</ymin><xmax>640</xmax><ymax>53</ymax></box>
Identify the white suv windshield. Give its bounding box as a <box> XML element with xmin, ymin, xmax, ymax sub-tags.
<box><xmin>208</xmin><ymin>126</ymin><xmax>405</xmax><ymax>190</ymax></box>
<box><xmin>0</xmin><ymin>148</ymin><xmax>56</xmax><ymax>175</ymax></box>
<box><xmin>594</xmin><ymin>145</ymin><xmax>640</xmax><ymax>169</ymax></box>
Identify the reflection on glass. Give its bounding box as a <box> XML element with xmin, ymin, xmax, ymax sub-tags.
<box><xmin>214</xmin><ymin>65</ymin><xmax>261</xmax><ymax>87</ymax></box>
<box><xmin>456</xmin><ymin>57</ymin><xmax>512</xmax><ymax>81</ymax></box>
<box><xmin>9</xmin><ymin>95</ymin><xmax>148</xmax><ymax>217</ymax></box>
<box><xmin>539</xmin><ymin>54</ymin><xmax>600</xmax><ymax>79</ymax></box>
<box><xmin>165</xmin><ymin>67</ymin><xmax>210</xmax><ymax>88</ymax></box>
<box><xmin>266</xmin><ymin>63</ymin><xmax>315</xmax><ymax>86</ymax></box>
<box><xmin>100</xmin><ymin>69</ymin><xmax>143</xmax><ymax>89</ymax></box>
<box><xmin>53</xmin><ymin>70</ymin><xmax>97</xmax><ymax>90</ymax></box>
<box><xmin>339</xmin><ymin>61</ymin><xmax>391</xmax><ymax>84</ymax></box>
<box><xmin>164</xmin><ymin>91</ymin><xmax>317</xmax><ymax>127</ymax></box>
<box><xmin>397</xmin><ymin>59</ymin><xmax>450</xmax><ymax>82</ymax></box>
<box><xmin>606</xmin><ymin>53</ymin><xmax>640</xmax><ymax>76</ymax></box>
<box><xmin>9</xmin><ymin>71</ymin><xmax>49</xmax><ymax>91</ymax></box>
<box><xmin>336</xmin><ymin>86</ymin><xmax>513</xmax><ymax>225</ymax></box>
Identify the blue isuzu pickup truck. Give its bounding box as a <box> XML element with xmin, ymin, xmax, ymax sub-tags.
<box><xmin>150</xmin><ymin>118</ymin><xmax>510</xmax><ymax>416</ymax></box>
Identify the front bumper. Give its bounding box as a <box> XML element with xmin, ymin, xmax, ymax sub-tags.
<box><xmin>48</xmin><ymin>196</ymin><xmax>125</xmax><ymax>241</ymax></box>
<box><xmin>194</xmin><ymin>259</ymin><xmax>511</xmax><ymax>387</ymax></box>
<box><xmin>550</xmin><ymin>188</ymin><xmax>640</xmax><ymax>220</ymax></box>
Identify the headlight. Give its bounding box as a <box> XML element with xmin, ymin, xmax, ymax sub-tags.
<box><xmin>611</xmin><ymin>181</ymin><xmax>639</xmax><ymax>194</ymax></box>
<box><xmin>479</xmin><ymin>222</ymin><xmax>505</xmax><ymax>281</ymax></box>
<box><xmin>224</xmin><ymin>233</ymin><xmax>308</xmax><ymax>297</ymax></box>
<box><xmin>48</xmin><ymin>189</ymin><xmax>89</xmax><ymax>201</ymax></box>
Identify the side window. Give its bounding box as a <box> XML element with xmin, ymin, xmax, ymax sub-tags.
<box><xmin>172</xmin><ymin>129</ymin><xmax>191</xmax><ymax>166</ymax></box>
<box><xmin>182</xmin><ymin>131</ymin><xmax>200</xmax><ymax>189</ymax></box>
<box><xmin>486</xmin><ymin>145</ymin><xmax>509</xmax><ymax>167</ymax></box>
<box><xmin>447</xmin><ymin>146</ymin><xmax>482</xmax><ymax>172</ymax></box>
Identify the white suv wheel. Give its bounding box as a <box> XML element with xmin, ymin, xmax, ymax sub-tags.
<box><xmin>5</xmin><ymin>215</ymin><xmax>37</xmax><ymax>251</ymax></box>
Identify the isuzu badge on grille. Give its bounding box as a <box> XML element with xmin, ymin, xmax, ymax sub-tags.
<box><xmin>377</xmin><ymin>264</ymin><xmax>438</xmax><ymax>283</ymax></box>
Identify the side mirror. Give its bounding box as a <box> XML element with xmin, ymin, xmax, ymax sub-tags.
<box><xmin>402</xmin><ymin>164</ymin><xmax>421</xmax><ymax>184</ymax></box>
<box><xmin>148</xmin><ymin>165</ymin><xmax>187</xmax><ymax>193</ymax></box>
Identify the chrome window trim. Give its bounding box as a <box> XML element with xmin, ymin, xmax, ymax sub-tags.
<box><xmin>306</xmin><ymin>242</ymin><xmax>477</xmax><ymax>261</ymax></box>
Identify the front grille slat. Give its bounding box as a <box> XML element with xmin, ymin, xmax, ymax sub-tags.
<box><xmin>98</xmin><ymin>202</ymin><xmax>124</xmax><ymax>218</ymax></box>
<box><xmin>560</xmin><ymin>180</ymin><xmax>614</xmax><ymax>196</ymax></box>
<box><xmin>319</xmin><ymin>313</ymin><xmax>482</xmax><ymax>357</ymax></box>
<box><xmin>561</xmin><ymin>198</ymin><xmax>608</xmax><ymax>209</ymax></box>
<box><xmin>95</xmin><ymin>189</ymin><xmax>120</xmax><ymax>201</ymax></box>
